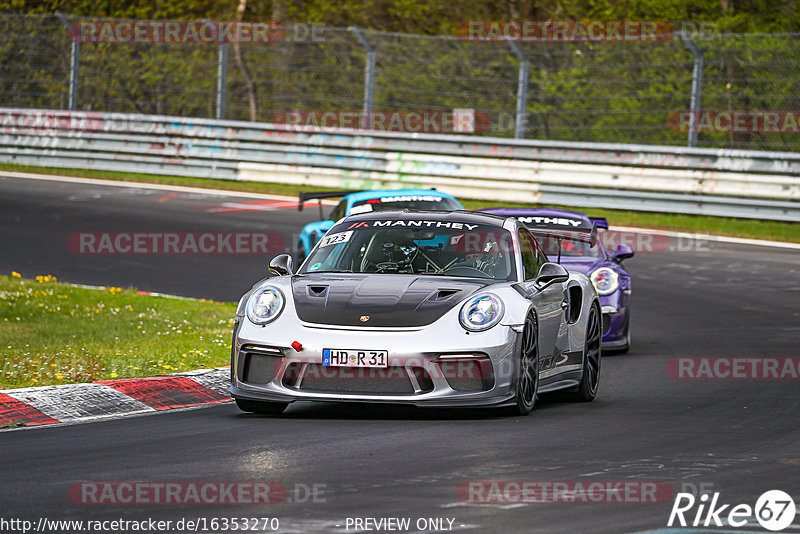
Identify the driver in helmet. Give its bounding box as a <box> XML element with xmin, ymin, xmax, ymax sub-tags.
<box><xmin>462</xmin><ymin>239</ymin><xmax>499</xmax><ymax>275</ymax></box>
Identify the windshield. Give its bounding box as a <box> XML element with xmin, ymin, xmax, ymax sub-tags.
<box><xmin>349</xmin><ymin>195</ymin><xmax>461</xmax><ymax>215</ymax></box>
<box><xmin>535</xmin><ymin>233</ymin><xmax>605</xmax><ymax>259</ymax></box>
<box><xmin>299</xmin><ymin>220</ymin><xmax>517</xmax><ymax>280</ymax></box>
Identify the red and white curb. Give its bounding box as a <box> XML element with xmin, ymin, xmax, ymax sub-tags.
<box><xmin>0</xmin><ymin>367</ymin><xmax>232</xmax><ymax>429</ymax></box>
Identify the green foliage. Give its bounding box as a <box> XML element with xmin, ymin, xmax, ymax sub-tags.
<box><xmin>4</xmin><ymin>0</ymin><xmax>799</xmax><ymax>33</ymax></box>
<box><xmin>0</xmin><ymin>273</ymin><xmax>236</xmax><ymax>389</ymax></box>
<box><xmin>1</xmin><ymin>3</ymin><xmax>799</xmax><ymax>149</ymax></box>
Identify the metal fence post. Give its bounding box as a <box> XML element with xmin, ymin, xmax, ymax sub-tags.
<box><xmin>349</xmin><ymin>27</ymin><xmax>375</xmax><ymax>114</ymax></box>
<box><xmin>507</xmin><ymin>41</ymin><xmax>529</xmax><ymax>139</ymax></box>
<box><xmin>679</xmin><ymin>31</ymin><xmax>704</xmax><ymax>148</ymax></box>
<box><xmin>54</xmin><ymin>13</ymin><xmax>80</xmax><ymax>110</ymax></box>
<box><xmin>216</xmin><ymin>43</ymin><xmax>229</xmax><ymax>120</ymax></box>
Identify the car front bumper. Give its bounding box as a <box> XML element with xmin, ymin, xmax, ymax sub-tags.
<box><xmin>231</xmin><ymin>319</ymin><xmax>522</xmax><ymax>408</ymax></box>
<box><xmin>600</xmin><ymin>289</ymin><xmax>630</xmax><ymax>348</ymax></box>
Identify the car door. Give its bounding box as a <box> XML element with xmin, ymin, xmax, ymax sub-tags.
<box><xmin>519</xmin><ymin>230</ymin><xmax>565</xmax><ymax>368</ymax></box>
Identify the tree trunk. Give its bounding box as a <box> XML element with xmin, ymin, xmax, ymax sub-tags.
<box><xmin>233</xmin><ymin>0</ymin><xmax>258</xmax><ymax>121</ymax></box>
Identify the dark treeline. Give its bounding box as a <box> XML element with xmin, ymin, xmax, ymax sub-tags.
<box><xmin>5</xmin><ymin>0</ymin><xmax>799</xmax><ymax>34</ymax></box>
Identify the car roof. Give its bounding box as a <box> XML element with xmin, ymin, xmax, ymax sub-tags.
<box><xmin>345</xmin><ymin>189</ymin><xmax>459</xmax><ymax>204</ymax></box>
<box><xmin>337</xmin><ymin>209</ymin><xmax>512</xmax><ymax>228</ymax></box>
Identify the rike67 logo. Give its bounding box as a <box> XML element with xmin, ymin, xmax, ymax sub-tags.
<box><xmin>668</xmin><ymin>490</ymin><xmax>796</xmax><ymax>531</ymax></box>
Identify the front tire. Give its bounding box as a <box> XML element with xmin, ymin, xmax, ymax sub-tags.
<box><xmin>567</xmin><ymin>302</ymin><xmax>602</xmax><ymax>402</ymax></box>
<box><xmin>507</xmin><ymin>313</ymin><xmax>539</xmax><ymax>416</ymax></box>
<box><xmin>235</xmin><ymin>399</ymin><xmax>288</xmax><ymax>415</ymax></box>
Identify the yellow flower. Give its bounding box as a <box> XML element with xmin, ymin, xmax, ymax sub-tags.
<box><xmin>11</xmin><ymin>271</ymin><xmax>21</xmax><ymax>278</ymax></box>
<box><xmin>110</xmin><ymin>372</ymin><xmax>118</xmax><ymax>378</ymax></box>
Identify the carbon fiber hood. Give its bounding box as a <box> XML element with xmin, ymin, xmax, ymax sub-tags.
<box><xmin>292</xmin><ymin>274</ymin><xmax>492</xmax><ymax>327</ymax></box>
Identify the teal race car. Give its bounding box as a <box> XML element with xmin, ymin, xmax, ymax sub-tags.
<box><xmin>295</xmin><ymin>189</ymin><xmax>463</xmax><ymax>264</ymax></box>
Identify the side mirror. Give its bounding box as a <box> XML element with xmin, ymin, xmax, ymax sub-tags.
<box><xmin>612</xmin><ymin>244</ymin><xmax>635</xmax><ymax>262</ymax></box>
<box><xmin>268</xmin><ymin>254</ymin><xmax>294</xmax><ymax>276</ymax></box>
<box><xmin>534</xmin><ymin>262</ymin><xmax>569</xmax><ymax>289</ymax></box>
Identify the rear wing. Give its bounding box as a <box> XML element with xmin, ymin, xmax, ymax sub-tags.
<box><xmin>526</xmin><ymin>223</ymin><xmax>599</xmax><ymax>247</ymax></box>
<box><xmin>509</xmin><ymin>214</ymin><xmax>599</xmax><ymax>246</ymax></box>
<box><xmin>526</xmin><ymin>224</ymin><xmax>599</xmax><ymax>264</ymax></box>
<box><xmin>297</xmin><ymin>190</ymin><xmax>360</xmax><ymax>212</ymax></box>
<box><xmin>589</xmin><ymin>217</ymin><xmax>608</xmax><ymax>230</ymax></box>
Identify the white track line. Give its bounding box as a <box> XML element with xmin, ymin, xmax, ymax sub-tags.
<box><xmin>0</xmin><ymin>170</ymin><xmax>335</xmax><ymax>204</ymax></box>
<box><xmin>2</xmin><ymin>170</ymin><xmax>796</xmax><ymax>249</ymax></box>
<box><xmin>610</xmin><ymin>225</ymin><xmax>800</xmax><ymax>250</ymax></box>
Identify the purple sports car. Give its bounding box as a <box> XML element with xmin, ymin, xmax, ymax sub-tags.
<box><xmin>481</xmin><ymin>208</ymin><xmax>633</xmax><ymax>352</ymax></box>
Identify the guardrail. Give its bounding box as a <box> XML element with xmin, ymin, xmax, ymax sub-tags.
<box><xmin>1</xmin><ymin>108</ymin><xmax>799</xmax><ymax>221</ymax></box>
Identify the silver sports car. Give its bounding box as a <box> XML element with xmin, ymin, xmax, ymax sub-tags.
<box><xmin>231</xmin><ymin>210</ymin><xmax>601</xmax><ymax>416</ymax></box>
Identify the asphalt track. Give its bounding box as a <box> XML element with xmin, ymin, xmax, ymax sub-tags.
<box><xmin>1</xmin><ymin>174</ymin><xmax>799</xmax><ymax>534</ymax></box>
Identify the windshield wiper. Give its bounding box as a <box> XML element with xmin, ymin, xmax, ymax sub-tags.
<box><xmin>308</xmin><ymin>269</ymin><xmax>353</xmax><ymax>273</ymax></box>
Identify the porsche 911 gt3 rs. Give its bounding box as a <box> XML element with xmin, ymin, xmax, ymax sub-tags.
<box><xmin>231</xmin><ymin>210</ymin><xmax>601</xmax><ymax>415</ymax></box>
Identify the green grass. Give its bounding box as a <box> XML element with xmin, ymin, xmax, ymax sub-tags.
<box><xmin>0</xmin><ymin>273</ymin><xmax>235</xmax><ymax>390</ymax></box>
<box><xmin>2</xmin><ymin>162</ymin><xmax>798</xmax><ymax>243</ymax></box>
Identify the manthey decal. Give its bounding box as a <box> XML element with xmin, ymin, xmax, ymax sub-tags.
<box><xmin>516</xmin><ymin>216</ymin><xmax>584</xmax><ymax>228</ymax></box>
<box><xmin>346</xmin><ymin>221</ymin><xmax>479</xmax><ymax>230</ymax></box>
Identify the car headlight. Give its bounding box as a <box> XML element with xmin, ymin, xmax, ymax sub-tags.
<box><xmin>459</xmin><ymin>294</ymin><xmax>504</xmax><ymax>332</ymax></box>
<box><xmin>246</xmin><ymin>287</ymin><xmax>285</xmax><ymax>325</ymax></box>
<box><xmin>590</xmin><ymin>267</ymin><xmax>619</xmax><ymax>296</ymax></box>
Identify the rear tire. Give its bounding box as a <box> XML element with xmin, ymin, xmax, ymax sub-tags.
<box><xmin>235</xmin><ymin>399</ymin><xmax>288</xmax><ymax>415</ymax></box>
<box><xmin>567</xmin><ymin>303</ymin><xmax>602</xmax><ymax>402</ymax></box>
<box><xmin>506</xmin><ymin>313</ymin><xmax>539</xmax><ymax>416</ymax></box>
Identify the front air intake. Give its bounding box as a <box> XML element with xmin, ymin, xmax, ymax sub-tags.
<box><xmin>238</xmin><ymin>346</ymin><xmax>284</xmax><ymax>384</ymax></box>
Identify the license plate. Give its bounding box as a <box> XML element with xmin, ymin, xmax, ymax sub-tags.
<box><xmin>322</xmin><ymin>348</ymin><xmax>388</xmax><ymax>368</ymax></box>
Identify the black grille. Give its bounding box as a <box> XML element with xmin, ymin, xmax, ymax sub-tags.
<box><xmin>411</xmin><ymin>367</ymin><xmax>434</xmax><ymax>392</ymax></box>
<box><xmin>282</xmin><ymin>362</ymin><xmax>303</xmax><ymax>387</ymax></box>
<box><xmin>441</xmin><ymin>359</ymin><xmax>494</xmax><ymax>392</ymax></box>
<box><xmin>239</xmin><ymin>349</ymin><xmax>282</xmax><ymax>384</ymax></box>
<box><xmin>298</xmin><ymin>364</ymin><xmax>415</xmax><ymax>395</ymax></box>
<box><xmin>602</xmin><ymin>313</ymin><xmax>611</xmax><ymax>334</ymax></box>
